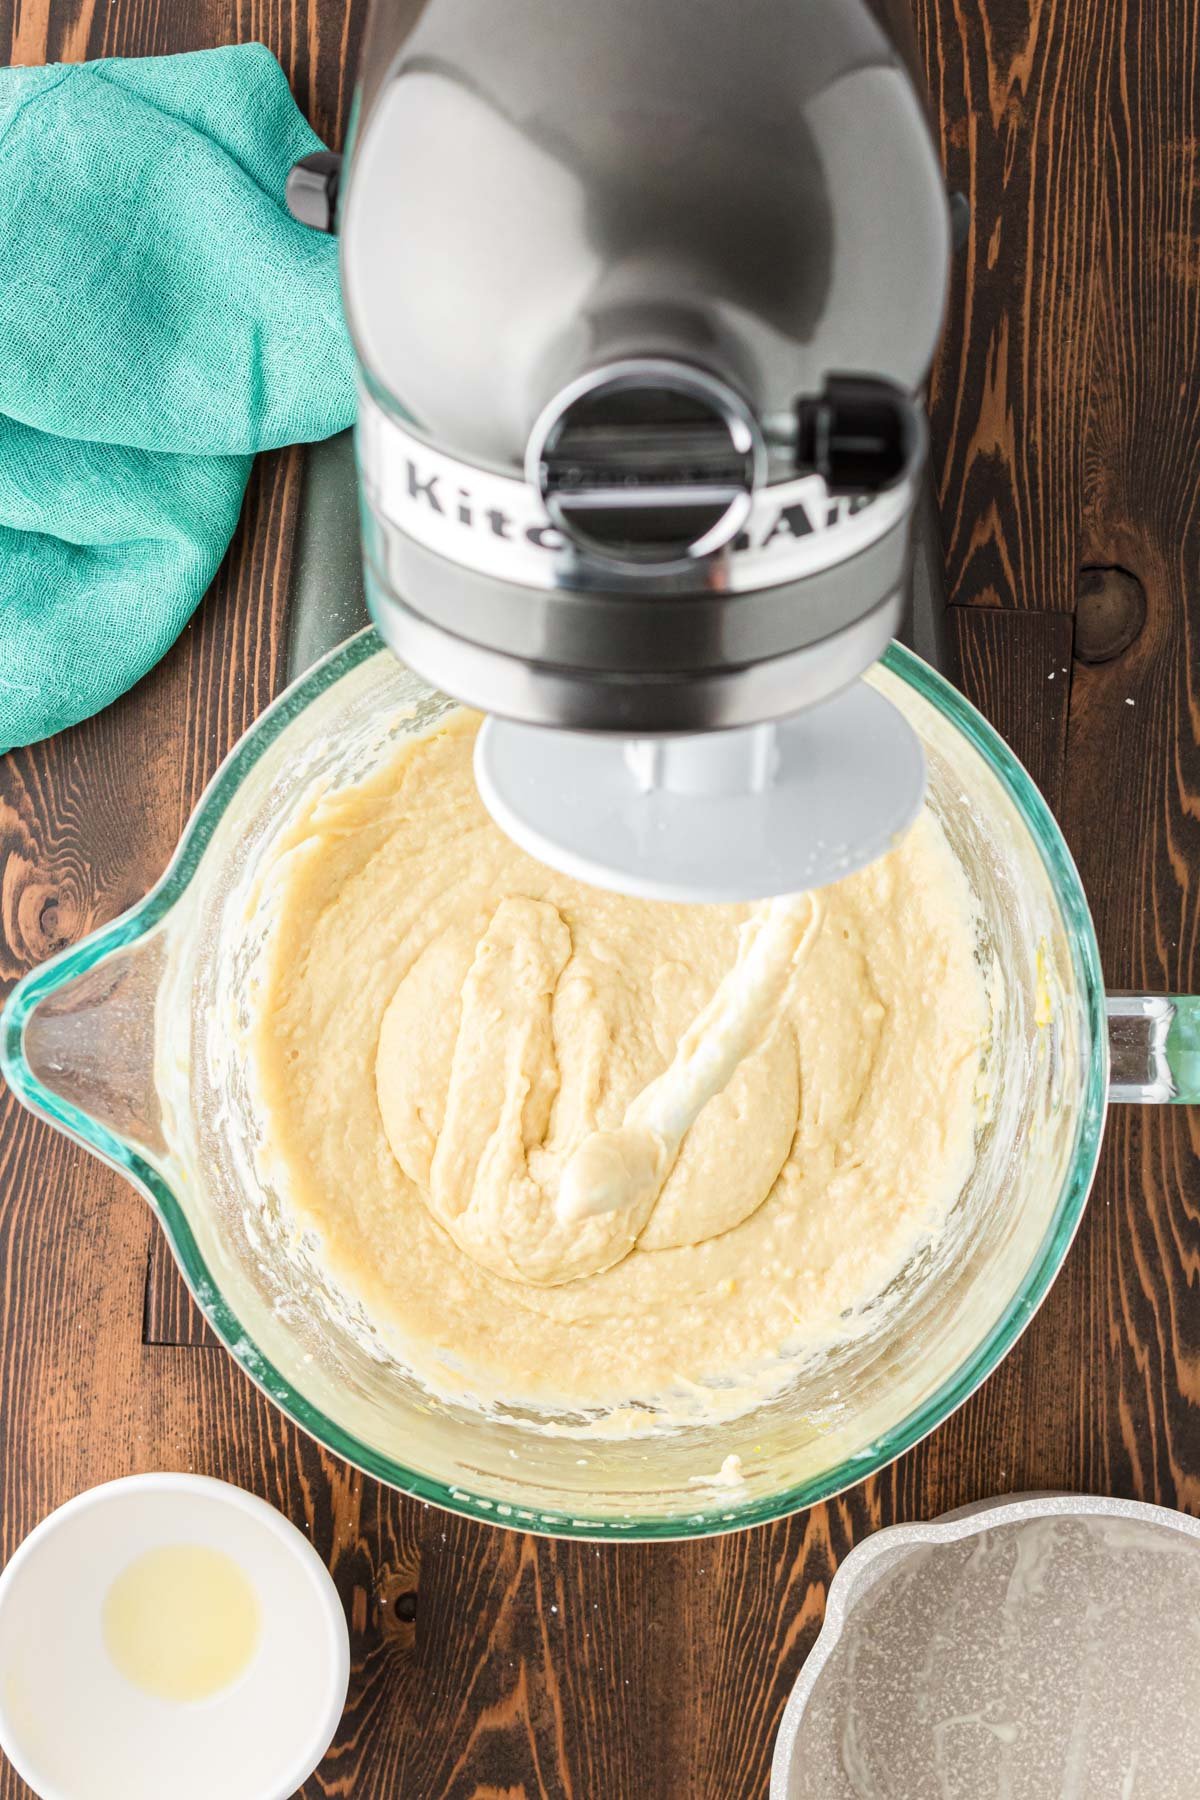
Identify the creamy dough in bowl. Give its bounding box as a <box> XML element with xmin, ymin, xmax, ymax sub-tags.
<box><xmin>249</xmin><ymin>710</ymin><xmax>987</xmax><ymax>1425</ymax></box>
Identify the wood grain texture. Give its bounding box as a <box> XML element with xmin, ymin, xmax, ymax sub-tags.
<box><xmin>913</xmin><ymin>0</ymin><xmax>1122</xmax><ymax>614</ymax></box>
<box><xmin>948</xmin><ymin>607</ymin><xmax>1073</xmax><ymax>808</ymax></box>
<box><xmin>3</xmin><ymin>0</ymin><xmax>1200</xmax><ymax>1796</ymax></box>
<box><xmin>144</xmin><ymin>1234</ymin><xmax>221</xmax><ymax>1345</ymax></box>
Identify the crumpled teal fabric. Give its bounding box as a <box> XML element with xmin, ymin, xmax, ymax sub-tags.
<box><xmin>0</xmin><ymin>44</ymin><xmax>357</xmax><ymax>752</ymax></box>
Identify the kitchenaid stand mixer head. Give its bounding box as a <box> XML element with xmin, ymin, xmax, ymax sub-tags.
<box><xmin>304</xmin><ymin>0</ymin><xmax>951</xmax><ymax>901</ymax></box>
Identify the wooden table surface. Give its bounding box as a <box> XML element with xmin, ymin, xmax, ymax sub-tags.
<box><xmin>3</xmin><ymin>1</ymin><xmax>1199</xmax><ymax>1794</ymax></box>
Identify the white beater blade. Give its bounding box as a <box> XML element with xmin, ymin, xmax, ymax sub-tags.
<box><xmin>474</xmin><ymin>678</ymin><xmax>926</xmax><ymax>903</ymax></box>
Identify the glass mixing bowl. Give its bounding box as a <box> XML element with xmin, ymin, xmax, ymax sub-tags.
<box><xmin>4</xmin><ymin>634</ymin><xmax>1197</xmax><ymax>1540</ymax></box>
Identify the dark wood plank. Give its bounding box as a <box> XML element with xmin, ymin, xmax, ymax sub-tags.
<box><xmin>144</xmin><ymin>1241</ymin><xmax>221</xmax><ymax>1346</ymax></box>
<box><xmin>948</xmin><ymin>607</ymin><xmax>1073</xmax><ymax>809</ymax></box>
<box><xmin>911</xmin><ymin>0</ymin><xmax>1116</xmax><ymax>613</ymax></box>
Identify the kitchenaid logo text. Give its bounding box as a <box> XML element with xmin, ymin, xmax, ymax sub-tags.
<box><xmin>361</xmin><ymin>395</ymin><xmax>910</xmax><ymax>593</ymax></box>
<box><xmin>404</xmin><ymin>459</ymin><xmax>568</xmax><ymax>552</ymax></box>
<box><xmin>402</xmin><ymin>456</ymin><xmax>878</xmax><ymax>555</ymax></box>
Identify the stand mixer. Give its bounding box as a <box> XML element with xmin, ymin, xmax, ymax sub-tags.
<box><xmin>288</xmin><ymin>0</ymin><xmax>954</xmax><ymax>902</ymax></box>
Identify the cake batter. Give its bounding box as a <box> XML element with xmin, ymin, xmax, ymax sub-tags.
<box><xmin>250</xmin><ymin>710</ymin><xmax>986</xmax><ymax>1422</ymax></box>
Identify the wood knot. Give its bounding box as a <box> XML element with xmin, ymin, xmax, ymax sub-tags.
<box><xmin>14</xmin><ymin>880</ymin><xmax>72</xmax><ymax>962</ymax></box>
<box><xmin>1074</xmin><ymin>567</ymin><xmax>1146</xmax><ymax>664</ymax></box>
<box><xmin>375</xmin><ymin>1564</ymin><xmax>420</xmax><ymax>1649</ymax></box>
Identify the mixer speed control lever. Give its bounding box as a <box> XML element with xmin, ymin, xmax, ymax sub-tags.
<box><xmin>793</xmin><ymin>377</ymin><xmax>925</xmax><ymax>499</ymax></box>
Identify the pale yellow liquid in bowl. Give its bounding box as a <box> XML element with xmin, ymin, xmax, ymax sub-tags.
<box><xmin>102</xmin><ymin>1545</ymin><xmax>260</xmax><ymax>1703</ymax></box>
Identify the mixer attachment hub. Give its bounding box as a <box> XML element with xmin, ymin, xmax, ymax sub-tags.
<box><xmin>528</xmin><ymin>360</ymin><xmax>765</xmax><ymax>566</ymax></box>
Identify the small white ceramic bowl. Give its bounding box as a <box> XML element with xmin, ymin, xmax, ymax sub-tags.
<box><xmin>0</xmin><ymin>1473</ymin><xmax>350</xmax><ymax>1800</ymax></box>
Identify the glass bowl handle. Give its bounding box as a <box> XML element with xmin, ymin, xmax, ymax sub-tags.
<box><xmin>1106</xmin><ymin>994</ymin><xmax>1200</xmax><ymax>1104</ymax></box>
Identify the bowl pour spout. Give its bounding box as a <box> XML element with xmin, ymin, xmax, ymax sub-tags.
<box><xmin>2</xmin><ymin>925</ymin><xmax>168</xmax><ymax>1166</ymax></box>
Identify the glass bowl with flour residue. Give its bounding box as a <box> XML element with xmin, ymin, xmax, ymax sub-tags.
<box><xmin>772</xmin><ymin>1493</ymin><xmax>1200</xmax><ymax>1799</ymax></box>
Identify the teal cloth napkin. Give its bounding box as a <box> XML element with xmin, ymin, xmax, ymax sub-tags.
<box><xmin>0</xmin><ymin>44</ymin><xmax>357</xmax><ymax>752</ymax></box>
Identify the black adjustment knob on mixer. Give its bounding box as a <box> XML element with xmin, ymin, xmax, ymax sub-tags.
<box><xmin>528</xmin><ymin>361</ymin><xmax>764</xmax><ymax>567</ymax></box>
<box><xmin>794</xmin><ymin>377</ymin><xmax>923</xmax><ymax>498</ymax></box>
